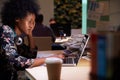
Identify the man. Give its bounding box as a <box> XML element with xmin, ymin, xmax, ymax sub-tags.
<box><xmin>33</xmin><ymin>14</ymin><xmax>66</xmax><ymax>50</ymax></box>
<box><xmin>32</xmin><ymin>14</ymin><xmax>56</xmax><ymax>42</ymax></box>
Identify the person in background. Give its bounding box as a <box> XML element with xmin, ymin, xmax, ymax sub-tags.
<box><xmin>49</xmin><ymin>18</ymin><xmax>67</xmax><ymax>50</ymax></box>
<box><xmin>49</xmin><ymin>18</ymin><xmax>60</xmax><ymax>37</ymax></box>
<box><xmin>32</xmin><ymin>14</ymin><xmax>56</xmax><ymax>42</ymax></box>
<box><xmin>33</xmin><ymin>15</ymin><xmax>66</xmax><ymax>50</ymax></box>
<box><xmin>49</xmin><ymin>18</ymin><xmax>71</xmax><ymax>37</ymax></box>
<box><xmin>0</xmin><ymin>0</ymin><xmax>64</xmax><ymax>80</ymax></box>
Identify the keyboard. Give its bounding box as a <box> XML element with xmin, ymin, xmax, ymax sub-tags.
<box><xmin>63</xmin><ymin>57</ymin><xmax>76</xmax><ymax>64</ymax></box>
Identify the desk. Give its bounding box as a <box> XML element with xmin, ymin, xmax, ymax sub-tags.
<box><xmin>25</xmin><ymin>50</ymin><xmax>91</xmax><ymax>80</ymax></box>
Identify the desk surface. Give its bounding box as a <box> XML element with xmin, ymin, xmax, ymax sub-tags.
<box><xmin>25</xmin><ymin>50</ymin><xmax>91</xmax><ymax>80</ymax></box>
<box><xmin>26</xmin><ymin>66</ymin><xmax>90</xmax><ymax>80</ymax></box>
<box><xmin>36</xmin><ymin>50</ymin><xmax>91</xmax><ymax>66</ymax></box>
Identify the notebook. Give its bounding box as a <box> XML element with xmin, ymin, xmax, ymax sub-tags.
<box><xmin>62</xmin><ymin>34</ymin><xmax>90</xmax><ymax>67</ymax></box>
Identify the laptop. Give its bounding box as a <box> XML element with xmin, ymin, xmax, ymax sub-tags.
<box><xmin>62</xmin><ymin>34</ymin><xmax>90</xmax><ymax>67</ymax></box>
<box><xmin>36</xmin><ymin>34</ymin><xmax>90</xmax><ymax>67</ymax></box>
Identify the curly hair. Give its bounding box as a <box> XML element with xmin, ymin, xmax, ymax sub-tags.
<box><xmin>1</xmin><ymin>0</ymin><xmax>40</xmax><ymax>29</ymax></box>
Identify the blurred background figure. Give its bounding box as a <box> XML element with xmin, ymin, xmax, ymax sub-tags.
<box><xmin>49</xmin><ymin>18</ymin><xmax>61</xmax><ymax>37</ymax></box>
<box><xmin>33</xmin><ymin>14</ymin><xmax>66</xmax><ymax>50</ymax></box>
<box><xmin>49</xmin><ymin>18</ymin><xmax>71</xmax><ymax>37</ymax></box>
<box><xmin>32</xmin><ymin>14</ymin><xmax>56</xmax><ymax>42</ymax></box>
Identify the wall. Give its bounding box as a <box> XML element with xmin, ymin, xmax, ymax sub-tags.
<box><xmin>110</xmin><ymin>0</ymin><xmax>120</xmax><ymax>26</ymax></box>
<box><xmin>87</xmin><ymin>0</ymin><xmax>120</xmax><ymax>32</ymax></box>
<box><xmin>37</xmin><ymin>0</ymin><xmax>54</xmax><ymax>26</ymax></box>
<box><xmin>87</xmin><ymin>0</ymin><xmax>110</xmax><ymax>28</ymax></box>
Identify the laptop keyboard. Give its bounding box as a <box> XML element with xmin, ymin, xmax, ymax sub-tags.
<box><xmin>63</xmin><ymin>49</ymin><xmax>73</xmax><ymax>54</ymax></box>
<box><xmin>63</xmin><ymin>49</ymin><xmax>79</xmax><ymax>55</ymax></box>
<box><xmin>63</xmin><ymin>57</ymin><xmax>76</xmax><ymax>64</ymax></box>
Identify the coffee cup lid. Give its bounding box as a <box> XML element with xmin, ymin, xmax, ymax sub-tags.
<box><xmin>45</xmin><ymin>57</ymin><xmax>63</xmax><ymax>64</ymax></box>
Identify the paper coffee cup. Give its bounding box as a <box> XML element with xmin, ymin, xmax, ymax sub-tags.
<box><xmin>45</xmin><ymin>57</ymin><xmax>63</xmax><ymax>80</ymax></box>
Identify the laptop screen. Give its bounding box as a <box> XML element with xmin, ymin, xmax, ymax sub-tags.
<box><xmin>75</xmin><ymin>34</ymin><xmax>90</xmax><ymax>65</ymax></box>
<box><xmin>63</xmin><ymin>34</ymin><xmax>90</xmax><ymax>65</ymax></box>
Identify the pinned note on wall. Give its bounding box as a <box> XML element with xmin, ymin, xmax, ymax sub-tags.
<box><xmin>87</xmin><ymin>0</ymin><xmax>110</xmax><ymax>28</ymax></box>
